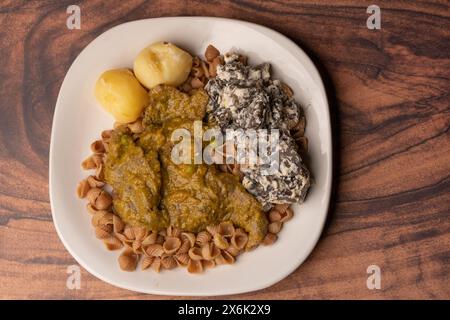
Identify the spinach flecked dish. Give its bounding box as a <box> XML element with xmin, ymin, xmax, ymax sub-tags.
<box><xmin>77</xmin><ymin>43</ymin><xmax>310</xmax><ymax>273</ymax></box>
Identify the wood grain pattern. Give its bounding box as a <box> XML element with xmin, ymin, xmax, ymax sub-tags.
<box><xmin>0</xmin><ymin>0</ymin><xmax>449</xmax><ymax>299</ymax></box>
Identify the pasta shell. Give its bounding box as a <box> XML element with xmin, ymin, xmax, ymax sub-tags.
<box><xmin>151</xmin><ymin>257</ymin><xmax>161</xmax><ymax>273</ymax></box>
<box><xmin>81</xmin><ymin>156</ymin><xmax>96</xmax><ymax>170</ymax></box>
<box><xmin>201</xmin><ymin>243</ymin><xmax>220</xmax><ymax>260</ymax></box>
<box><xmin>175</xmin><ymin>253</ymin><xmax>190</xmax><ymax>266</ymax></box>
<box><xmin>177</xmin><ymin>240</ymin><xmax>191</xmax><ymax>254</ymax></box>
<box><xmin>181</xmin><ymin>232</ymin><xmax>196</xmax><ymax>247</ymax></box>
<box><xmin>218</xmin><ymin>221</ymin><xmax>235</xmax><ymax>238</ymax></box>
<box><xmin>133</xmin><ymin>226</ymin><xmax>148</xmax><ymax>241</ymax></box>
<box><xmin>94</xmin><ymin>191</ymin><xmax>112</xmax><ymax>210</ymax></box>
<box><xmin>91</xmin><ymin>210</ymin><xmax>110</xmax><ymax>226</ymax></box>
<box><xmin>161</xmin><ymin>255</ymin><xmax>177</xmax><ymax>270</ymax></box>
<box><xmin>268</xmin><ymin>221</ymin><xmax>282</xmax><ymax>234</ymax></box>
<box><xmin>145</xmin><ymin>244</ymin><xmax>164</xmax><ymax>257</ymax></box>
<box><xmin>187</xmin><ymin>259</ymin><xmax>203</xmax><ymax>274</ymax></box>
<box><xmin>103</xmin><ymin>236</ymin><xmax>123</xmax><ymax>250</ymax></box>
<box><xmin>114</xmin><ymin>232</ymin><xmax>129</xmax><ymax>244</ymax></box>
<box><xmin>113</xmin><ymin>215</ymin><xmax>124</xmax><ymax>233</ymax></box>
<box><xmin>280</xmin><ymin>207</ymin><xmax>294</xmax><ymax>223</ymax></box>
<box><xmin>156</xmin><ymin>235</ymin><xmax>165</xmax><ymax>245</ymax></box>
<box><xmin>132</xmin><ymin>240</ymin><xmax>142</xmax><ymax>253</ymax></box>
<box><xmin>163</xmin><ymin>237</ymin><xmax>182</xmax><ymax>255</ymax></box>
<box><xmin>215</xmin><ymin>250</ymin><xmax>235</xmax><ymax>265</ymax></box>
<box><xmin>202</xmin><ymin>259</ymin><xmax>216</xmax><ymax>269</ymax></box>
<box><xmin>87</xmin><ymin>203</ymin><xmax>100</xmax><ymax>215</ymax></box>
<box><xmin>196</xmin><ymin>231</ymin><xmax>212</xmax><ymax>246</ymax></box>
<box><xmin>225</xmin><ymin>245</ymin><xmax>241</xmax><ymax>257</ymax></box>
<box><xmin>268</xmin><ymin>209</ymin><xmax>283</xmax><ymax>222</ymax></box>
<box><xmin>141</xmin><ymin>256</ymin><xmax>155</xmax><ymax>270</ymax></box>
<box><xmin>141</xmin><ymin>232</ymin><xmax>158</xmax><ymax>246</ymax></box>
<box><xmin>118</xmin><ymin>249</ymin><xmax>138</xmax><ymax>272</ymax></box>
<box><xmin>166</xmin><ymin>225</ymin><xmax>181</xmax><ymax>238</ymax></box>
<box><xmin>188</xmin><ymin>247</ymin><xmax>203</xmax><ymax>261</ymax></box>
<box><xmin>86</xmin><ymin>188</ymin><xmax>102</xmax><ymax>204</ymax></box>
<box><xmin>95</xmin><ymin>226</ymin><xmax>111</xmax><ymax>239</ymax></box>
<box><xmin>90</xmin><ymin>140</ymin><xmax>105</xmax><ymax>154</ymax></box>
<box><xmin>76</xmin><ymin>179</ymin><xmax>90</xmax><ymax>198</ymax></box>
<box><xmin>206</xmin><ymin>225</ymin><xmax>220</xmax><ymax>236</ymax></box>
<box><xmin>123</xmin><ymin>226</ymin><xmax>135</xmax><ymax>240</ymax></box>
<box><xmin>101</xmin><ymin>130</ymin><xmax>112</xmax><ymax>142</ymax></box>
<box><xmin>87</xmin><ymin>175</ymin><xmax>105</xmax><ymax>188</ymax></box>
<box><xmin>231</xmin><ymin>230</ymin><xmax>248</xmax><ymax>250</ymax></box>
<box><xmin>128</xmin><ymin>120</ymin><xmax>144</xmax><ymax>133</ymax></box>
<box><xmin>98</xmin><ymin>212</ymin><xmax>113</xmax><ymax>226</ymax></box>
<box><xmin>263</xmin><ymin>233</ymin><xmax>278</xmax><ymax>245</ymax></box>
<box><xmin>95</xmin><ymin>164</ymin><xmax>105</xmax><ymax>181</ymax></box>
<box><xmin>213</xmin><ymin>233</ymin><xmax>229</xmax><ymax>250</ymax></box>
<box><xmin>274</xmin><ymin>203</ymin><xmax>289</xmax><ymax>213</ymax></box>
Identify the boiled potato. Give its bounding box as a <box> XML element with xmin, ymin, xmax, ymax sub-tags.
<box><xmin>133</xmin><ymin>42</ymin><xmax>193</xmax><ymax>89</ymax></box>
<box><xmin>94</xmin><ymin>68</ymin><xmax>149</xmax><ymax>123</ymax></box>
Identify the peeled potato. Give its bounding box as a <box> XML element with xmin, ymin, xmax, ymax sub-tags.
<box><xmin>133</xmin><ymin>41</ymin><xmax>193</xmax><ymax>89</ymax></box>
<box><xmin>94</xmin><ymin>69</ymin><xmax>149</xmax><ymax>123</ymax></box>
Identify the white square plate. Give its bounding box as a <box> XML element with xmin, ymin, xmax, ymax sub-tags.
<box><xmin>50</xmin><ymin>17</ymin><xmax>332</xmax><ymax>296</ymax></box>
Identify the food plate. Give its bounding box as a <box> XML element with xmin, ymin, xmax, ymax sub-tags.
<box><xmin>49</xmin><ymin>17</ymin><xmax>332</xmax><ymax>296</ymax></box>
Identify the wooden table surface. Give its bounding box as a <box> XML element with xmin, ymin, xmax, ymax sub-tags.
<box><xmin>1</xmin><ymin>0</ymin><xmax>449</xmax><ymax>300</ymax></box>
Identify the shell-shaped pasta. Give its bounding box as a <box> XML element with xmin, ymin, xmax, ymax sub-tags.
<box><xmin>133</xmin><ymin>226</ymin><xmax>148</xmax><ymax>241</ymax></box>
<box><xmin>163</xmin><ymin>237</ymin><xmax>182</xmax><ymax>255</ymax></box>
<box><xmin>87</xmin><ymin>175</ymin><xmax>105</xmax><ymax>188</ymax></box>
<box><xmin>181</xmin><ymin>232</ymin><xmax>196</xmax><ymax>247</ymax></box>
<box><xmin>201</xmin><ymin>242</ymin><xmax>220</xmax><ymax>260</ymax></box>
<box><xmin>98</xmin><ymin>212</ymin><xmax>113</xmax><ymax>227</ymax></box>
<box><xmin>145</xmin><ymin>244</ymin><xmax>164</xmax><ymax>257</ymax></box>
<box><xmin>188</xmin><ymin>247</ymin><xmax>203</xmax><ymax>261</ymax></box>
<box><xmin>87</xmin><ymin>203</ymin><xmax>101</xmax><ymax>215</ymax></box>
<box><xmin>202</xmin><ymin>259</ymin><xmax>216</xmax><ymax>269</ymax></box>
<box><xmin>268</xmin><ymin>209</ymin><xmax>282</xmax><ymax>222</ymax></box>
<box><xmin>206</xmin><ymin>225</ymin><xmax>220</xmax><ymax>236</ymax></box>
<box><xmin>274</xmin><ymin>203</ymin><xmax>289</xmax><ymax>213</ymax></box>
<box><xmin>225</xmin><ymin>245</ymin><xmax>241</xmax><ymax>257</ymax></box>
<box><xmin>196</xmin><ymin>231</ymin><xmax>212</xmax><ymax>246</ymax></box>
<box><xmin>177</xmin><ymin>239</ymin><xmax>191</xmax><ymax>254</ymax></box>
<box><xmin>114</xmin><ymin>232</ymin><xmax>130</xmax><ymax>244</ymax></box>
<box><xmin>95</xmin><ymin>226</ymin><xmax>111</xmax><ymax>239</ymax></box>
<box><xmin>156</xmin><ymin>235</ymin><xmax>165</xmax><ymax>245</ymax></box>
<box><xmin>91</xmin><ymin>211</ymin><xmax>110</xmax><ymax>226</ymax></box>
<box><xmin>77</xmin><ymin>179</ymin><xmax>90</xmax><ymax>198</ymax></box>
<box><xmin>268</xmin><ymin>221</ymin><xmax>282</xmax><ymax>234</ymax></box>
<box><xmin>86</xmin><ymin>188</ymin><xmax>102</xmax><ymax>204</ymax></box>
<box><xmin>141</xmin><ymin>256</ymin><xmax>155</xmax><ymax>270</ymax></box>
<box><xmin>118</xmin><ymin>249</ymin><xmax>138</xmax><ymax>272</ymax></box>
<box><xmin>91</xmin><ymin>140</ymin><xmax>105</xmax><ymax>154</ymax></box>
<box><xmin>151</xmin><ymin>257</ymin><xmax>161</xmax><ymax>273</ymax></box>
<box><xmin>112</xmin><ymin>215</ymin><xmax>124</xmax><ymax>233</ymax></box>
<box><xmin>166</xmin><ymin>225</ymin><xmax>182</xmax><ymax>238</ymax></box>
<box><xmin>161</xmin><ymin>255</ymin><xmax>177</xmax><ymax>270</ymax></box>
<box><xmin>280</xmin><ymin>207</ymin><xmax>294</xmax><ymax>223</ymax></box>
<box><xmin>215</xmin><ymin>250</ymin><xmax>235</xmax><ymax>265</ymax></box>
<box><xmin>123</xmin><ymin>226</ymin><xmax>135</xmax><ymax>240</ymax></box>
<box><xmin>103</xmin><ymin>236</ymin><xmax>123</xmax><ymax>251</ymax></box>
<box><xmin>231</xmin><ymin>230</ymin><xmax>248</xmax><ymax>250</ymax></box>
<box><xmin>141</xmin><ymin>232</ymin><xmax>158</xmax><ymax>246</ymax></box>
<box><xmin>132</xmin><ymin>240</ymin><xmax>142</xmax><ymax>253</ymax></box>
<box><xmin>218</xmin><ymin>221</ymin><xmax>235</xmax><ymax>238</ymax></box>
<box><xmin>263</xmin><ymin>233</ymin><xmax>278</xmax><ymax>245</ymax></box>
<box><xmin>175</xmin><ymin>252</ymin><xmax>190</xmax><ymax>266</ymax></box>
<box><xmin>213</xmin><ymin>233</ymin><xmax>229</xmax><ymax>250</ymax></box>
<box><xmin>81</xmin><ymin>155</ymin><xmax>96</xmax><ymax>170</ymax></box>
<box><xmin>187</xmin><ymin>259</ymin><xmax>203</xmax><ymax>274</ymax></box>
<box><xmin>128</xmin><ymin>120</ymin><xmax>144</xmax><ymax>134</ymax></box>
<box><xmin>95</xmin><ymin>164</ymin><xmax>105</xmax><ymax>181</ymax></box>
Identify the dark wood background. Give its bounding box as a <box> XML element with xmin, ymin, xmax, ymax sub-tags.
<box><xmin>0</xmin><ymin>0</ymin><xmax>449</xmax><ymax>299</ymax></box>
